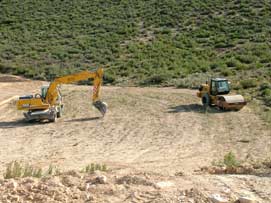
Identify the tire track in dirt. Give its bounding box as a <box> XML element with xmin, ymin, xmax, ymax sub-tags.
<box><xmin>0</xmin><ymin>83</ymin><xmax>270</xmax><ymax>176</ymax></box>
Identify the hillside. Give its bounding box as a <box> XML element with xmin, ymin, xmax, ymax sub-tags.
<box><xmin>0</xmin><ymin>0</ymin><xmax>271</xmax><ymax>114</ymax></box>
<box><xmin>0</xmin><ymin>1</ymin><xmax>270</xmax><ymax>79</ymax></box>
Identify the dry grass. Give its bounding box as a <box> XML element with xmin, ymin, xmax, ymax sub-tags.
<box><xmin>82</xmin><ymin>163</ymin><xmax>107</xmax><ymax>174</ymax></box>
<box><xmin>4</xmin><ymin>161</ymin><xmax>60</xmax><ymax>179</ymax></box>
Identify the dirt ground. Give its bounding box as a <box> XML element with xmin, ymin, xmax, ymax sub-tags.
<box><xmin>0</xmin><ymin>75</ymin><xmax>270</xmax><ymax>202</ymax></box>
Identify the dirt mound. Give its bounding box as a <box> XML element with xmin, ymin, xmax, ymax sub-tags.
<box><xmin>1</xmin><ymin>170</ymin><xmax>268</xmax><ymax>203</ymax></box>
<box><xmin>0</xmin><ymin>171</ymin><xmax>184</xmax><ymax>203</ymax></box>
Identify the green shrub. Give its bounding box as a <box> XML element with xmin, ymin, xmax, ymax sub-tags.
<box><xmin>176</xmin><ymin>80</ymin><xmax>190</xmax><ymax>88</ymax></box>
<box><xmin>259</xmin><ymin>82</ymin><xmax>271</xmax><ymax>91</ymax></box>
<box><xmin>4</xmin><ymin>161</ymin><xmax>43</xmax><ymax>179</ymax></box>
<box><xmin>262</xmin><ymin>89</ymin><xmax>271</xmax><ymax>97</ymax></box>
<box><xmin>0</xmin><ymin>0</ymin><xmax>270</xmax><ymax>94</ymax></box>
<box><xmin>220</xmin><ymin>68</ymin><xmax>234</xmax><ymax>76</ymax></box>
<box><xmin>265</xmin><ymin>97</ymin><xmax>271</xmax><ymax>106</ymax></box>
<box><xmin>236</xmin><ymin>55</ymin><xmax>255</xmax><ymax>64</ymax></box>
<box><xmin>82</xmin><ymin>163</ymin><xmax>107</xmax><ymax>174</ymax></box>
<box><xmin>140</xmin><ymin>73</ymin><xmax>171</xmax><ymax>85</ymax></box>
<box><xmin>226</xmin><ymin>58</ymin><xmax>238</xmax><ymax>67</ymax></box>
<box><xmin>223</xmin><ymin>152</ymin><xmax>240</xmax><ymax>167</ymax></box>
<box><xmin>103</xmin><ymin>72</ymin><xmax>116</xmax><ymax>84</ymax></box>
<box><xmin>4</xmin><ymin>161</ymin><xmax>61</xmax><ymax>179</ymax></box>
<box><xmin>240</xmin><ymin>79</ymin><xmax>257</xmax><ymax>89</ymax></box>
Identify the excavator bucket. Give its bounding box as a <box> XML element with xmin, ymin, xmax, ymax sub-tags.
<box><xmin>93</xmin><ymin>100</ymin><xmax>107</xmax><ymax>116</ymax></box>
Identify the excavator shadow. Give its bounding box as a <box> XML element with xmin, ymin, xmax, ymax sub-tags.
<box><xmin>0</xmin><ymin>119</ymin><xmax>46</xmax><ymax>129</ymax></box>
<box><xmin>168</xmin><ymin>104</ymin><xmax>227</xmax><ymax>114</ymax></box>
<box><xmin>65</xmin><ymin>116</ymin><xmax>101</xmax><ymax>123</ymax></box>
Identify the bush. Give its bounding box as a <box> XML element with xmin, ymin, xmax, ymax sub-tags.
<box><xmin>236</xmin><ymin>55</ymin><xmax>255</xmax><ymax>64</ymax></box>
<box><xmin>259</xmin><ymin>82</ymin><xmax>271</xmax><ymax>91</ymax></box>
<box><xmin>220</xmin><ymin>68</ymin><xmax>234</xmax><ymax>76</ymax></box>
<box><xmin>103</xmin><ymin>72</ymin><xmax>116</xmax><ymax>84</ymax></box>
<box><xmin>4</xmin><ymin>161</ymin><xmax>42</xmax><ymax>179</ymax></box>
<box><xmin>82</xmin><ymin>163</ymin><xmax>107</xmax><ymax>174</ymax></box>
<box><xmin>240</xmin><ymin>79</ymin><xmax>257</xmax><ymax>89</ymax></box>
<box><xmin>140</xmin><ymin>73</ymin><xmax>171</xmax><ymax>85</ymax></box>
<box><xmin>4</xmin><ymin>161</ymin><xmax>60</xmax><ymax>179</ymax></box>
<box><xmin>176</xmin><ymin>81</ymin><xmax>190</xmax><ymax>88</ymax></box>
<box><xmin>264</xmin><ymin>96</ymin><xmax>271</xmax><ymax>107</ymax></box>
<box><xmin>226</xmin><ymin>58</ymin><xmax>238</xmax><ymax>67</ymax></box>
<box><xmin>223</xmin><ymin>152</ymin><xmax>240</xmax><ymax>167</ymax></box>
<box><xmin>261</xmin><ymin>89</ymin><xmax>271</xmax><ymax>97</ymax></box>
<box><xmin>0</xmin><ymin>0</ymin><xmax>270</xmax><ymax>92</ymax></box>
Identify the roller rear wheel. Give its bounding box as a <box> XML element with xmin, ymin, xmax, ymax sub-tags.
<box><xmin>202</xmin><ymin>94</ymin><xmax>211</xmax><ymax>108</ymax></box>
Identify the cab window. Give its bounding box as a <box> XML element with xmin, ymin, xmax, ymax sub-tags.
<box><xmin>211</xmin><ymin>81</ymin><xmax>217</xmax><ymax>95</ymax></box>
<box><xmin>217</xmin><ymin>81</ymin><xmax>230</xmax><ymax>94</ymax></box>
<box><xmin>41</xmin><ymin>87</ymin><xmax>48</xmax><ymax>98</ymax></box>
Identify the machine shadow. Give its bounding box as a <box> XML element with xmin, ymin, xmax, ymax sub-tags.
<box><xmin>65</xmin><ymin>116</ymin><xmax>101</xmax><ymax>122</ymax></box>
<box><xmin>168</xmin><ymin>104</ymin><xmax>227</xmax><ymax>114</ymax></box>
<box><xmin>0</xmin><ymin>119</ymin><xmax>46</xmax><ymax>129</ymax></box>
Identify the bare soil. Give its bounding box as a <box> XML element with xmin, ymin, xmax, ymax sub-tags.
<box><xmin>0</xmin><ymin>75</ymin><xmax>270</xmax><ymax>202</ymax></box>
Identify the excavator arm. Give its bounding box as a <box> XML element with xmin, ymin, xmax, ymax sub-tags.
<box><xmin>46</xmin><ymin>68</ymin><xmax>102</xmax><ymax>104</ymax></box>
<box><xmin>45</xmin><ymin>67</ymin><xmax>107</xmax><ymax>116</ymax></box>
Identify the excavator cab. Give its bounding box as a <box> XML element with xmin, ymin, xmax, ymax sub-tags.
<box><xmin>210</xmin><ymin>78</ymin><xmax>230</xmax><ymax>96</ymax></box>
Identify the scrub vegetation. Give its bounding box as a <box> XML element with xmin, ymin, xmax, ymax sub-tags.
<box><xmin>0</xmin><ymin>0</ymin><xmax>270</xmax><ymax>108</ymax></box>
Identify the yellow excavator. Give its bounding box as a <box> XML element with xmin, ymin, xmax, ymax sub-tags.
<box><xmin>17</xmin><ymin>68</ymin><xmax>107</xmax><ymax>122</ymax></box>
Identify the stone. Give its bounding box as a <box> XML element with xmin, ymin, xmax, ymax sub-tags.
<box><xmin>238</xmin><ymin>196</ymin><xmax>257</xmax><ymax>203</ymax></box>
<box><xmin>95</xmin><ymin>175</ymin><xmax>107</xmax><ymax>184</ymax></box>
<box><xmin>156</xmin><ymin>181</ymin><xmax>174</xmax><ymax>189</ymax></box>
<box><xmin>209</xmin><ymin>194</ymin><xmax>228</xmax><ymax>203</ymax></box>
<box><xmin>6</xmin><ymin>180</ymin><xmax>18</xmax><ymax>190</ymax></box>
<box><xmin>61</xmin><ymin>176</ymin><xmax>79</xmax><ymax>187</ymax></box>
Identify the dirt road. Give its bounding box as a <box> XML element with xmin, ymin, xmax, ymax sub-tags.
<box><xmin>0</xmin><ymin>76</ymin><xmax>270</xmax><ymax>202</ymax></box>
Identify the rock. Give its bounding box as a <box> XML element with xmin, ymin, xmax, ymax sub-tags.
<box><xmin>61</xmin><ymin>175</ymin><xmax>79</xmax><ymax>187</ymax></box>
<box><xmin>238</xmin><ymin>196</ymin><xmax>258</xmax><ymax>203</ymax></box>
<box><xmin>9</xmin><ymin>194</ymin><xmax>20</xmax><ymax>202</ymax></box>
<box><xmin>24</xmin><ymin>183</ymin><xmax>34</xmax><ymax>190</ymax></box>
<box><xmin>175</xmin><ymin>171</ymin><xmax>184</xmax><ymax>176</ymax></box>
<box><xmin>95</xmin><ymin>175</ymin><xmax>107</xmax><ymax>184</ymax></box>
<box><xmin>116</xmin><ymin>175</ymin><xmax>153</xmax><ymax>186</ymax></box>
<box><xmin>6</xmin><ymin>180</ymin><xmax>18</xmax><ymax>190</ymax></box>
<box><xmin>209</xmin><ymin>194</ymin><xmax>228</xmax><ymax>203</ymax></box>
<box><xmin>156</xmin><ymin>181</ymin><xmax>174</xmax><ymax>189</ymax></box>
<box><xmin>85</xmin><ymin>193</ymin><xmax>94</xmax><ymax>201</ymax></box>
<box><xmin>63</xmin><ymin>170</ymin><xmax>82</xmax><ymax>179</ymax></box>
<box><xmin>213</xmin><ymin>166</ymin><xmax>227</xmax><ymax>174</ymax></box>
<box><xmin>46</xmin><ymin>178</ymin><xmax>63</xmax><ymax>187</ymax></box>
<box><xmin>188</xmin><ymin>198</ymin><xmax>195</xmax><ymax>203</ymax></box>
<box><xmin>21</xmin><ymin>177</ymin><xmax>35</xmax><ymax>184</ymax></box>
